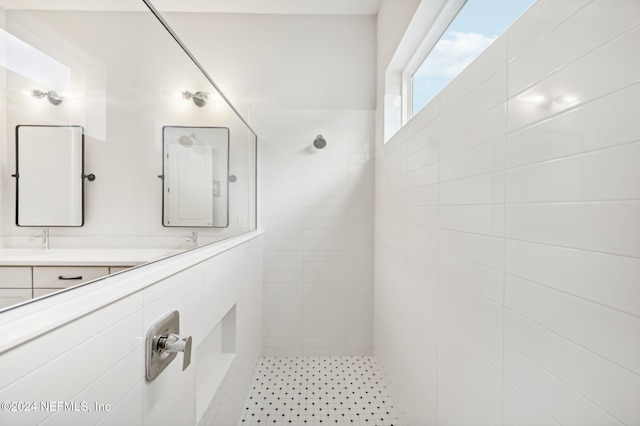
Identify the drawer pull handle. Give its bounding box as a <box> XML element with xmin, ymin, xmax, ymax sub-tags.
<box><xmin>58</xmin><ymin>275</ymin><xmax>83</xmax><ymax>280</ymax></box>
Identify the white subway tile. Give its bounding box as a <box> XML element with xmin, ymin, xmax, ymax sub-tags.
<box><xmin>505</xmin><ymin>311</ymin><xmax>640</xmax><ymax>425</ymax></box>
<box><xmin>263</xmin><ymin>261</ymin><xmax>303</xmax><ymax>272</ymax></box>
<box><xmin>263</xmin><ymin>271</ymin><xmax>303</xmax><ymax>283</ymax></box>
<box><xmin>96</xmin><ymin>382</ymin><xmax>142</xmax><ymax>426</ymax></box>
<box><xmin>303</xmin><ymin>271</ymin><xmax>347</xmax><ymax>284</ymax></box>
<box><xmin>439</xmin><ymin>229</ymin><xmax>505</xmax><ymax>271</ymax></box>
<box><xmin>406</xmin><ymin>205</ymin><xmax>438</xmax><ymax>227</ymax></box>
<box><xmin>439</xmin><ymin>251</ymin><xmax>504</xmax><ymax>304</ymax></box>
<box><xmin>441</xmin><ymin>36</ymin><xmax>508</xmax><ymax>113</ymax></box>
<box><xmin>0</xmin><ymin>312</ymin><xmax>143</xmax><ymax>425</ymax></box>
<box><xmin>440</xmin><ymin>172</ymin><xmax>506</xmax><ymax>206</ymax></box>
<box><xmin>438</xmin><ymin>298</ymin><xmax>503</xmax><ymax>369</ymax></box>
<box><xmin>439</xmin><ymin>102</ymin><xmax>507</xmax><ymax>158</ymax></box>
<box><xmin>504</xmin><ymin>344</ymin><xmax>617</xmax><ymax>425</ymax></box>
<box><xmin>264</xmin><ymin>239</ymin><xmax>304</xmax><ymax>251</ymax></box>
<box><xmin>506</xmin><ymin>274</ymin><xmax>640</xmax><ymax>374</ymax></box>
<box><xmin>508</xmin><ymin>0</ymin><xmax>592</xmax><ymax>60</ymax></box>
<box><xmin>503</xmin><ymin>378</ymin><xmax>561</xmax><ymax>426</ymax></box>
<box><xmin>0</xmin><ymin>294</ymin><xmax>143</xmax><ymax>387</ymax></box>
<box><xmin>507</xmin><ymin>83</ymin><xmax>640</xmax><ymax>167</ymax></box>
<box><xmin>439</xmin><ymin>274</ymin><xmax>503</xmax><ymax>337</ymax></box>
<box><xmin>507</xmin><ymin>142</ymin><xmax>640</xmax><ymax>203</ymax></box>
<box><xmin>41</xmin><ymin>349</ymin><xmax>142</xmax><ymax>426</ymax></box>
<box><xmin>437</xmin><ymin>344</ymin><xmax>503</xmax><ymax>425</ymax></box>
<box><xmin>439</xmin><ymin>205</ymin><xmax>505</xmax><ymax>237</ymax></box>
<box><xmin>264</xmin><ymin>292</ymin><xmax>304</xmax><ymax>306</ymax></box>
<box><xmin>405</xmin><ymin>224</ymin><xmax>438</xmax><ymax>248</ymax></box>
<box><xmin>407</xmin><ymin>139</ymin><xmax>439</xmax><ymax>171</ymax></box>
<box><xmin>264</xmin><ymin>250</ymin><xmax>304</xmax><ymax>262</ymax></box>
<box><xmin>441</xmin><ymin>68</ymin><xmax>508</xmax><ymax>137</ymax></box>
<box><xmin>438</xmin><ymin>320</ymin><xmax>504</xmax><ymax>403</ymax></box>
<box><xmin>407</xmin><ymin>162</ymin><xmax>439</xmax><ymax>188</ymax></box>
<box><xmin>510</xmin><ymin>0</ymin><xmax>640</xmax><ymax>95</ymax></box>
<box><xmin>263</xmin><ymin>336</ymin><xmax>304</xmax><ymax>348</ymax></box>
<box><xmin>440</xmin><ymin>138</ymin><xmax>506</xmax><ymax>183</ymax></box>
<box><xmin>264</xmin><ymin>322</ymin><xmax>304</xmax><ymax>338</ymax></box>
<box><xmin>509</xmin><ymin>25</ymin><xmax>640</xmax><ymax>131</ymax></box>
<box><xmin>264</xmin><ymin>281</ymin><xmax>302</xmax><ymax>295</ymax></box>
<box><xmin>505</xmin><ymin>240</ymin><xmax>640</xmax><ymax>315</ymax></box>
<box><xmin>506</xmin><ymin>201</ymin><xmax>640</xmax><ymax>257</ymax></box>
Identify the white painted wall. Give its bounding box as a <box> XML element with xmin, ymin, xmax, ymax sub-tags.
<box><xmin>158</xmin><ymin>13</ymin><xmax>377</xmax><ymax>114</ymax></box>
<box><xmin>374</xmin><ymin>0</ymin><xmax>640</xmax><ymax>424</ymax></box>
<box><xmin>0</xmin><ymin>9</ymin><xmax>256</xmax><ymax>250</ymax></box>
<box><xmin>0</xmin><ymin>234</ymin><xmax>263</xmax><ymax>426</ymax></box>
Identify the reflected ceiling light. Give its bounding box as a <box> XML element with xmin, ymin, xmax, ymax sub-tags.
<box><xmin>31</xmin><ymin>89</ymin><xmax>63</xmax><ymax>105</ymax></box>
<box><xmin>182</xmin><ymin>90</ymin><xmax>209</xmax><ymax>107</ymax></box>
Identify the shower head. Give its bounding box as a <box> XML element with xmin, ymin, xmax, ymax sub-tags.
<box><xmin>313</xmin><ymin>135</ymin><xmax>327</xmax><ymax>149</ymax></box>
<box><xmin>179</xmin><ymin>133</ymin><xmax>196</xmax><ymax>146</ymax></box>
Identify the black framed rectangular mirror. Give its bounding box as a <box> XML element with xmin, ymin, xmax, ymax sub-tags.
<box><xmin>161</xmin><ymin>126</ymin><xmax>230</xmax><ymax>228</ymax></box>
<box><xmin>14</xmin><ymin>125</ymin><xmax>86</xmax><ymax>227</ymax></box>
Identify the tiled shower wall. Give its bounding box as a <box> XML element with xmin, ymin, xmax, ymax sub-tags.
<box><xmin>0</xmin><ymin>236</ymin><xmax>263</xmax><ymax>425</ymax></box>
<box><xmin>254</xmin><ymin>109</ymin><xmax>375</xmax><ymax>356</ymax></box>
<box><xmin>374</xmin><ymin>0</ymin><xmax>640</xmax><ymax>424</ymax></box>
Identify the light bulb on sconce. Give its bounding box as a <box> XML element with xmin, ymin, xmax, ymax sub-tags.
<box><xmin>182</xmin><ymin>90</ymin><xmax>209</xmax><ymax>107</ymax></box>
<box><xmin>30</xmin><ymin>89</ymin><xmax>64</xmax><ymax>105</ymax></box>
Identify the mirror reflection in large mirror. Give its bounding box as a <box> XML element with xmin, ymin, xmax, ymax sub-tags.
<box><xmin>14</xmin><ymin>125</ymin><xmax>87</xmax><ymax>227</ymax></box>
<box><xmin>162</xmin><ymin>126</ymin><xmax>229</xmax><ymax>228</ymax></box>
<box><xmin>0</xmin><ymin>2</ymin><xmax>257</xmax><ymax>311</ymax></box>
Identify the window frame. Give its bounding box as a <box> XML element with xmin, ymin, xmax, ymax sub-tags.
<box><xmin>401</xmin><ymin>0</ymin><xmax>467</xmax><ymax>123</ymax></box>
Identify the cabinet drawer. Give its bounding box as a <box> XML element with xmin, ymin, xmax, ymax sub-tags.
<box><xmin>0</xmin><ymin>267</ymin><xmax>32</xmax><ymax>289</ymax></box>
<box><xmin>109</xmin><ymin>266</ymin><xmax>132</xmax><ymax>274</ymax></box>
<box><xmin>0</xmin><ymin>289</ymin><xmax>32</xmax><ymax>309</ymax></box>
<box><xmin>33</xmin><ymin>288</ymin><xmax>61</xmax><ymax>299</ymax></box>
<box><xmin>33</xmin><ymin>266</ymin><xmax>109</xmax><ymax>289</ymax></box>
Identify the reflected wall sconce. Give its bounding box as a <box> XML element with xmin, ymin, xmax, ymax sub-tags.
<box><xmin>31</xmin><ymin>89</ymin><xmax>64</xmax><ymax>105</ymax></box>
<box><xmin>182</xmin><ymin>90</ymin><xmax>209</xmax><ymax>107</ymax></box>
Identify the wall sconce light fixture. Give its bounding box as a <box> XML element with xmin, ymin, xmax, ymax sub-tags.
<box><xmin>182</xmin><ymin>90</ymin><xmax>209</xmax><ymax>107</ymax></box>
<box><xmin>31</xmin><ymin>89</ymin><xmax>64</xmax><ymax>105</ymax></box>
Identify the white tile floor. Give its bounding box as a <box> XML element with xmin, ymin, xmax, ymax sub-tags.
<box><xmin>239</xmin><ymin>356</ymin><xmax>399</xmax><ymax>425</ymax></box>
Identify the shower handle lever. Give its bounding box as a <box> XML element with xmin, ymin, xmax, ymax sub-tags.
<box><xmin>153</xmin><ymin>333</ymin><xmax>192</xmax><ymax>370</ymax></box>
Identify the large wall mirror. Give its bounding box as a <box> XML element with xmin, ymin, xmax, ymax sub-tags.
<box><xmin>162</xmin><ymin>126</ymin><xmax>229</xmax><ymax>228</ymax></box>
<box><xmin>0</xmin><ymin>2</ymin><xmax>257</xmax><ymax>311</ymax></box>
<box><xmin>14</xmin><ymin>125</ymin><xmax>88</xmax><ymax>227</ymax></box>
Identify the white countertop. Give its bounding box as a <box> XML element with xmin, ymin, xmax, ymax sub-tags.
<box><xmin>0</xmin><ymin>248</ymin><xmax>183</xmax><ymax>266</ymax></box>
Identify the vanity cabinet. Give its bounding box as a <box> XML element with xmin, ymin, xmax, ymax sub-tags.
<box><xmin>0</xmin><ymin>265</ymin><xmax>131</xmax><ymax>308</ymax></box>
<box><xmin>33</xmin><ymin>266</ymin><xmax>110</xmax><ymax>289</ymax></box>
<box><xmin>0</xmin><ymin>267</ymin><xmax>32</xmax><ymax>309</ymax></box>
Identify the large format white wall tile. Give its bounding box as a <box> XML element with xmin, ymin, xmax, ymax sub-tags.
<box><xmin>507</xmin><ymin>142</ymin><xmax>640</xmax><ymax>203</ymax></box>
<box><xmin>505</xmin><ymin>240</ymin><xmax>640</xmax><ymax>316</ymax></box>
<box><xmin>257</xmin><ymin>109</ymin><xmax>374</xmax><ymax>356</ymax></box>
<box><xmin>0</xmin><ymin>237</ymin><xmax>264</xmax><ymax>426</ymax></box>
<box><xmin>508</xmin><ymin>0</ymin><xmax>640</xmax><ymax>95</ymax></box>
<box><xmin>507</xmin><ymin>83</ymin><xmax>640</xmax><ymax>168</ymax></box>
<box><xmin>506</xmin><ymin>201</ymin><xmax>640</xmax><ymax>257</ymax></box>
<box><xmin>509</xmin><ymin>25</ymin><xmax>640</xmax><ymax>131</ymax></box>
<box><xmin>375</xmin><ymin>0</ymin><xmax>639</xmax><ymax>423</ymax></box>
<box><xmin>505</xmin><ymin>312</ymin><xmax>640</xmax><ymax>425</ymax></box>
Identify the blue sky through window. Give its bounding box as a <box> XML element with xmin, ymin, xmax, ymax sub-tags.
<box><xmin>412</xmin><ymin>0</ymin><xmax>536</xmax><ymax>115</ymax></box>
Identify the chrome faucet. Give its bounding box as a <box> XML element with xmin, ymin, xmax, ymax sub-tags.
<box><xmin>186</xmin><ymin>229</ymin><xmax>198</xmax><ymax>248</ymax></box>
<box><xmin>29</xmin><ymin>228</ymin><xmax>49</xmax><ymax>250</ymax></box>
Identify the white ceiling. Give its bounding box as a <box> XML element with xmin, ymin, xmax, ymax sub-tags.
<box><xmin>0</xmin><ymin>0</ymin><xmax>382</xmax><ymax>15</ymax></box>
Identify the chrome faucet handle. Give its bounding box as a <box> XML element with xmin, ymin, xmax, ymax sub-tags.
<box><xmin>154</xmin><ymin>333</ymin><xmax>192</xmax><ymax>370</ymax></box>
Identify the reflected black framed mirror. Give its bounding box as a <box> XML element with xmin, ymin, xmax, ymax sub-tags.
<box><xmin>161</xmin><ymin>126</ymin><xmax>230</xmax><ymax>228</ymax></box>
<box><xmin>13</xmin><ymin>125</ymin><xmax>90</xmax><ymax>227</ymax></box>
